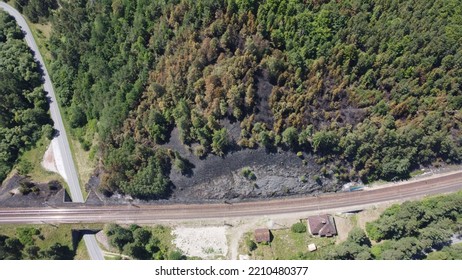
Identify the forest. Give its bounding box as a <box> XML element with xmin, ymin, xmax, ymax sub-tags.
<box><xmin>0</xmin><ymin>11</ymin><xmax>53</xmax><ymax>183</ymax></box>
<box><xmin>18</xmin><ymin>0</ymin><xmax>462</xmax><ymax>199</ymax></box>
<box><xmin>324</xmin><ymin>191</ymin><xmax>462</xmax><ymax>260</ymax></box>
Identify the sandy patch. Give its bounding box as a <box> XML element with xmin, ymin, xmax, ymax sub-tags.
<box><xmin>173</xmin><ymin>226</ymin><xmax>228</xmax><ymax>259</ymax></box>
<box><xmin>41</xmin><ymin>140</ymin><xmax>68</xmax><ymax>183</ymax></box>
<box><xmin>41</xmin><ymin>142</ymin><xmax>58</xmax><ymax>173</ymax></box>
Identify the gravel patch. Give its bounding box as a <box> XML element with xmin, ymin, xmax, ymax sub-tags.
<box><xmin>173</xmin><ymin>226</ymin><xmax>228</xmax><ymax>259</ymax></box>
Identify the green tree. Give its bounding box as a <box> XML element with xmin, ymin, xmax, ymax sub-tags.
<box><xmin>282</xmin><ymin>127</ymin><xmax>298</xmax><ymax>148</ymax></box>
<box><xmin>312</xmin><ymin>130</ymin><xmax>339</xmax><ymax>154</ymax></box>
<box><xmin>40</xmin><ymin>243</ymin><xmax>73</xmax><ymax>260</ymax></box>
<box><xmin>120</xmin><ymin>157</ymin><xmax>171</xmax><ymax>200</ymax></box>
<box><xmin>123</xmin><ymin>242</ymin><xmax>150</xmax><ymax>260</ymax></box>
<box><xmin>107</xmin><ymin>225</ymin><xmax>134</xmax><ymax>252</ymax></box>
<box><xmin>24</xmin><ymin>245</ymin><xmax>40</xmax><ymax>260</ymax></box>
<box><xmin>246</xmin><ymin>239</ymin><xmax>257</xmax><ymax>252</ymax></box>
<box><xmin>211</xmin><ymin>128</ymin><xmax>229</xmax><ymax>156</ymax></box>
<box><xmin>133</xmin><ymin>228</ymin><xmax>152</xmax><ymax>244</ymax></box>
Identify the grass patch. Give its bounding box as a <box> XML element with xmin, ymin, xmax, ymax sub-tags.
<box><xmin>239</xmin><ymin>229</ymin><xmax>336</xmax><ymax>260</ymax></box>
<box><xmin>74</xmin><ymin>239</ymin><xmax>90</xmax><ymax>260</ymax></box>
<box><xmin>17</xmin><ymin>136</ymin><xmax>67</xmax><ymax>186</ymax></box>
<box><xmin>410</xmin><ymin>169</ymin><xmax>425</xmax><ymax>177</ymax></box>
<box><xmin>0</xmin><ymin>223</ymin><xmax>105</xmax><ymax>259</ymax></box>
<box><xmin>104</xmin><ymin>254</ymin><xmax>123</xmax><ymax>260</ymax></box>
<box><xmin>0</xmin><ymin>224</ymin><xmax>72</xmax><ymax>252</ymax></box>
<box><xmin>30</xmin><ymin>22</ymin><xmax>52</xmax><ymax>60</ymax></box>
<box><xmin>0</xmin><ymin>223</ymin><xmax>104</xmax><ymax>252</ymax></box>
<box><xmin>70</xmin><ymin>137</ymin><xmax>96</xmax><ymax>198</ymax></box>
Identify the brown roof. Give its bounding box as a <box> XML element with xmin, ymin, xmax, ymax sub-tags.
<box><xmin>307</xmin><ymin>215</ymin><xmax>337</xmax><ymax>237</ymax></box>
<box><xmin>254</xmin><ymin>228</ymin><xmax>271</xmax><ymax>243</ymax></box>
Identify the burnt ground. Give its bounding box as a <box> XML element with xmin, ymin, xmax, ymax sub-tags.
<box><xmin>168</xmin><ymin>147</ymin><xmax>338</xmax><ymax>202</ymax></box>
<box><xmin>0</xmin><ymin>74</ymin><xmax>341</xmax><ymax>207</ymax></box>
<box><xmin>254</xmin><ymin>75</ymin><xmax>274</xmax><ymax>128</ymax></box>
<box><xmin>86</xmin><ymin>72</ymin><xmax>341</xmax><ymax>204</ymax></box>
<box><xmin>0</xmin><ymin>174</ymin><xmax>69</xmax><ymax>207</ymax></box>
<box><xmin>149</xmin><ymin>125</ymin><xmax>340</xmax><ymax>203</ymax></box>
<box><xmin>79</xmin><ymin>120</ymin><xmax>341</xmax><ymax>205</ymax></box>
<box><xmin>81</xmin><ymin>140</ymin><xmax>340</xmax><ymax>205</ymax></box>
<box><xmin>161</xmin><ymin>74</ymin><xmax>339</xmax><ymax>202</ymax></box>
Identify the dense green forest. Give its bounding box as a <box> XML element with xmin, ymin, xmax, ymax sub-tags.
<box><xmin>324</xmin><ymin>191</ymin><xmax>462</xmax><ymax>260</ymax></box>
<box><xmin>13</xmin><ymin>0</ymin><xmax>58</xmax><ymax>23</ymax></box>
<box><xmin>0</xmin><ymin>11</ymin><xmax>53</xmax><ymax>183</ymax></box>
<box><xmin>41</xmin><ymin>0</ymin><xmax>462</xmax><ymax>199</ymax></box>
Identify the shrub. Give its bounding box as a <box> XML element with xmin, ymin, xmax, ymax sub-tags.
<box><xmin>241</xmin><ymin>167</ymin><xmax>256</xmax><ymax>180</ymax></box>
<box><xmin>246</xmin><ymin>239</ymin><xmax>257</xmax><ymax>252</ymax></box>
<box><xmin>291</xmin><ymin>222</ymin><xmax>307</xmax><ymax>233</ymax></box>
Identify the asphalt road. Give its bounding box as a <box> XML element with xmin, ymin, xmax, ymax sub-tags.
<box><xmin>1</xmin><ymin>2</ymin><xmax>103</xmax><ymax>260</ymax></box>
<box><xmin>83</xmin><ymin>235</ymin><xmax>105</xmax><ymax>260</ymax></box>
<box><xmin>1</xmin><ymin>171</ymin><xmax>461</xmax><ymax>224</ymax></box>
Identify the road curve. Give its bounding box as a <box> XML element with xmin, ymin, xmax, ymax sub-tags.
<box><xmin>0</xmin><ymin>2</ymin><xmax>103</xmax><ymax>260</ymax></box>
<box><xmin>1</xmin><ymin>171</ymin><xmax>462</xmax><ymax>224</ymax></box>
<box><xmin>83</xmin><ymin>235</ymin><xmax>104</xmax><ymax>260</ymax></box>
<box><xmin>0</xmin><ymin>2</ymin><xmax>83</xmax><ymax>203</ymax></box>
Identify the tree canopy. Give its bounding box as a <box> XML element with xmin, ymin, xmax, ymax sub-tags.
<box><xmin>43</xmin><ymin>0</ymin><xmax>462</xmax><ymax>197</ymax></box>
<box><xmin>0</xmin><ymin>11</ymin><xmax>53</xmax><ymax>183</ymax></box>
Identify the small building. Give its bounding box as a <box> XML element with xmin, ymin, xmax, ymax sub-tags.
<box><xmin>307</xmin><ymin>214</ymin><xmax>337</xmax><ymax>237</ymax></box>
<box><xmin>308</xmin><ymin>243</ymin><xmax>317</xmax><ymax>252</ymax></box>
<box><xmin>254</xmin><ymin>228</ymin><xmax>271</xmax><ymax>243</ymax></box>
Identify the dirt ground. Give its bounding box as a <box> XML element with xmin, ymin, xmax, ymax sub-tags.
<box><xmin>172</xmin><ymin>226</ymin><xmax>228</xmax><ymax>259</ymax></box>
<box><xmin>161</xmin><ymin>188</ymin><xmax>412</xmax><ymax>259</ymax></box>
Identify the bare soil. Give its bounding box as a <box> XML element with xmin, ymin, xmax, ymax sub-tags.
<box><xmin>173</xmin><ymin>226</ymin><xmax>228</xmax><ymax>259</ymax></box>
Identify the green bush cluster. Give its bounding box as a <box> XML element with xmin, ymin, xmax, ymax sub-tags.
<box><xmin>105</xmin><ymin>224</ymin><xmax>183</xmax><ymax>260</ymax></box>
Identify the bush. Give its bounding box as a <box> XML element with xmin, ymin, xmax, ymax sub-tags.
<box><xmin>241</xmin><ymin>167</ymin><xmax>256</xmax><ymax>180</ymax></box>
<box><xmin>291</xmin><ymin>222</ymin><xmax>307</xmax><ymax>233</ymax></box>
<box><xmin>168</xmin><ymin>250</ymin><xmax>185</xmax><ymax>260</ymax></box>
<box><xmin>246</xmin><ymin>239</ymin><xmax>257</xmax><ymax>252</ymax></box>
<box><xmin>193</xmin><ymin>145</ymin><xmax>206</xmax><ymax>157</ymax></box>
